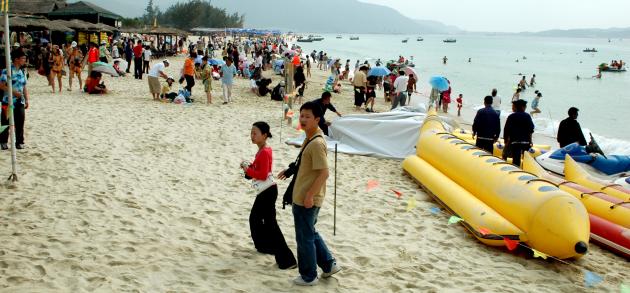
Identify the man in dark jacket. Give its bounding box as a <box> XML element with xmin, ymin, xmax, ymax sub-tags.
<box><xmin>557</xmin><ymin>107</ymin><xmax>587</xmax><ymax>148</ymax></box>
<box><xmin>472</xmin><ymin>96</ymin><xmax>501</xmax><ymax>153</ymax></box>
<box><xmin>312</xmin><ymin>91</ymin><xmax>342</xmax><ymax>136</ymax></box>
<box><xmin>503</xmin><ymin>99</ymin><xmax>535</xmax><ymax>167</ymax></box>
<box><xmin>124</xmin><ymin>39</ymin><xmax>133</xmax><ymax>73</ymax></box>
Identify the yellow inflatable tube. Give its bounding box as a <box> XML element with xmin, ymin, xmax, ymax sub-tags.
<box><xmin>564</xmin><ymin>156</ymin><xmax>630</xmax><ymax>202</ymax></box>
<box><xmin>451</xmin><ymin>128</ymin><xmax>550</xmax><ymax>158</ymax></box>
<box><xmin>403</xmin><ymin>156</ymin><xmax>526</xmax><ymax>245</ymax></box>
<box><xmin>522</xmin><ymin>153</ymin><xmax>630</xmax><ymax>228</ymax></box>
<box><xmin>403</xmin><ymin>110</ymin><xmax>590</xmax><ymax>259</ymax></box>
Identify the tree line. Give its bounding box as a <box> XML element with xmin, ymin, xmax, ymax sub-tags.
<box><xmin>122</xmin><ymin>0</ymin><xmax>244</xmax><ymax>30</ymax></box>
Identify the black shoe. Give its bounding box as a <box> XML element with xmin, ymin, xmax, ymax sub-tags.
<box><xmin>16</xmin><ymin>144</ymin><xmax>24</xmax><ymax>149</ymax></box>
<box><xmin>0</xmin><ymin>143</ymin><xmax>7</xmax><ymax>150</ymax></box>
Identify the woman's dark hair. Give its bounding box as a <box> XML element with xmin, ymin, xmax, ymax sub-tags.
<box><xmin>252</xmin><ymin>121</ymin><xmax>273</xmax><ymax>138</ymax></box>
<box><xmin>190</xmin><ymin>51</ymin><xmax>197</xmax><ymax>58</ymax></box>
<box><xmin>300</xmin><ymin>101</ymin><xmax>323</xmax><ymax>118</ymax></box>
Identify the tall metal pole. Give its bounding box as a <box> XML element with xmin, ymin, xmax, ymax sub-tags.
<box><xmin>3</xmin><ymin>5</ymin><xmax>18</xmax><ymax>182</ymax></box>
<box><xmin>333</xmin><ymin>143</ymin><xmax>337</xmax><ymax>235</ymax></box>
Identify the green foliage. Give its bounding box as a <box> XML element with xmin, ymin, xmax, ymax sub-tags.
<box><xmin>156</xmin><ymin>0</ymin><xmax>244</xmax><ymax>30</ymax></box>
<box><xmin>144</xmin><ymin>0</ymin><xmax>155</xmax><ymax>25</ymax></box>
<box><xmin>122</xmin><ymin>17</ymin><xmax>144</xmax><ymax>28</ymax></box>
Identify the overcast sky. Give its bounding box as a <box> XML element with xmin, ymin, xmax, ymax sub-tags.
<box><xmin>77</xmin><ymin>0</ymin><xmax>630</xmax><ymax>32</ymax></box>
<box><xmin>359</xmin><ymin>0</ymin><xmax>630</xmax><ymax>32</ymax></box>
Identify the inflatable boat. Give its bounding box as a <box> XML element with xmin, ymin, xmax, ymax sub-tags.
<box><xmin>523</xmin><ymin>154</ymin><xmax>630</xmax><ymax>258</ymax></box>
<box><xmin>402</xmin><ymin>109</ymin><xmax>590</xmax><ymax>259</ymax></box>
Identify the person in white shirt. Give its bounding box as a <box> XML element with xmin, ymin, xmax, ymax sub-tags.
<box><xmin>392</xmin><ymin>71</ymin><xmax>409</xmax><ymax>109</ymax></box>
<box><xmin>112</xmin><ymin>41</ymin><xmax>120</xmax><ymax>59</ymax></box>
<box><xmin>147</xmin><ymin>59</ymin><xmax>170</xmax><ymax>100</ymax></box>
<box><xmin>142</xmin><ymin>46</ymin><xmax>152</xmax><ymax>74</ymax></box>
<box><xmin>491</xmin><ymin>88</ymin><xmax>501</xmax><ymax>116</ymax></box>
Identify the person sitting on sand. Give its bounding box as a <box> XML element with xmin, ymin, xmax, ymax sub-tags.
<box><xmin>241</xmin><ymin>121</ymin><xmax>297</xmax><ymax>270</ymax></box>
<box><xmin>113</xmin><ymin>60</ymin><xmax>125</xmax><ymax>77</ymax></box>
<box><xmin>161</xmin><ymin>77</ymin><xmax>177</xmax><ymax>101</ymax></box>
<box><xmin>84</xmin><ymin>71</ymin><xmax>107</xmax><ymax>94</ymax></box>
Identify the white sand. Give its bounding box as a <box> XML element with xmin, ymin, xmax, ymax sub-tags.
<box><xmin>0</xmin><ymin>56</ymin><xmax>627</xmax><ymax>292</ymax></box>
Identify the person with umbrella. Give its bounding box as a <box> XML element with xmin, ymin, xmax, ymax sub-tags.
<box><xmin>148</xmin><ymin>59</ymin><xmax>170</xmax><ymax>101</ymax></box>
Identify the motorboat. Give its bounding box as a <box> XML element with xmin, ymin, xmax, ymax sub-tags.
<box><xmin>349</xmin><ymin>36</ymin><xmax>359</xmax><ymax>40</ymax></box>
<box><xmin>309</xmin><ymin>35</ymin><xmax>324</xmax><ymax>41</ymax></box>
<box><xmin>599</xmin><ymin>63</ymin><xmax>627</xmax><ymax>72</ymax></box>
<box><xmin>417</xmin><ymin>37</ymin><xmax>424</xmax><ymax>41</ymax></box>
<box><xmin>336</xmin><ymin>35</ymin><xmax>342</xmax><ymax>39</ymax></box>
<box><xmin>583</xmin><ymin>48</ymin><xmax>598</xmax><ymax>52</ymax></box>
<box><xmin>402</xmin><ymin>38</ymin><xmax>409</xmax><ymax>43</ymax></box>
<box><xmin>297</xmin><ymin>37</ymin><xmax>313</xmax><ymax>43</ymax></box>
<box><xmin>443</xmin><ymin>38</ymin><xmax>456</xmax><ymax>43</ymax></box>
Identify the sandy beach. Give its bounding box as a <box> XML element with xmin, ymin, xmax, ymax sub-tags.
<box><xmin>0</xmin><ymin>56</ymin><xmax>628</xmax><ymax>292</ymax></box>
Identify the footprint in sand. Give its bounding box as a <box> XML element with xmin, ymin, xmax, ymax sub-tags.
<box><xmin>215</xmin><ymin>268</ymin><xmax>236</xmax><ymax>276</ymax></box>
<box><xmin>179</xmin><ymin>217</ymin><xmax>202</xmax><ymax>226</ymax></box>
<box><xmin>34</xmin><ymin>265</ymin><xmax>46</xmax><ymax>277</ymax></box>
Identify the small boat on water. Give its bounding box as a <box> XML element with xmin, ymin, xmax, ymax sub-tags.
<box><xmin>336</xmin><ymin>35</ymin><xmax>342</xmax><ymax>39</ymax></box>
<box><xmin>402</xmin><ymin>38</ymin><xmax>409</xmax><ymax>43</ymax></box>
<box><xmin>297</xmin><ymin>37</ymin><xmax>313</xmax><ymax>43</ymax></box>
<box><xmin>349</xmin><ymin>36</ymin><xmax>359</xmax><ymax>40</ymax></box>
<box><xmin>417</xmin><ymin>37</ymin><xmax>424</xmax><ymax>41</ymax></box>
<box><xmin>599</xmin><ymin>63</ymin><xmax>627</xmax><ymax>72</ymax></box>
<box><xmin>583</xmin><ymin>48</ymin><xmax>598</xmax><ymax>52</ymax></box>
<box><xmin>443</xmin><ymin>38</ymin><xmax>456</xmax><ymax>43</ymax></box>
<box><xmin>308</xmin><ymin>35</ymin><xmax>324</xmax><ymax>41</ymax></box>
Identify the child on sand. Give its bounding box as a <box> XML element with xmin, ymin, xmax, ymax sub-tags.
<box><xmin>456</xmin><ymin>94</ymin><xmax>463</xmax><ymax>117</ymax></box>
<box><xmin>241</xmin><ymin>121</ymin><xmax>297</xmax><ymax>270</ymax></box>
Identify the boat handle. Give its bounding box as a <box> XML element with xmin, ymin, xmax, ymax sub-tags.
<box><xmin>601</xmin><ymin>184</ymin><xmax>623</xmax><ymax>191</ymax></box>
<box><xmin>477</xmin><ymin>154</ymin><xmax>494</xmax><ymax>157</ymax></box>
<box><xmin>580</xmin><ymin>191</ymin><xmax>599</xmax><ymax>198</ymax></box>
<box><xmin>610</xmin><ymin>201</ymin><xmax>630</xmax><ymax>209</ymax></box>
<box><xmin>492</xmin><ymin>162</ymin><xmax>512</xmax><ymax>166</ymax></box>
<box><xmin>508</xmin><ymin>170</ymin><xmax>536</xmax><ymax>176</ymax></box>
<box><xmin>526</xmin><ymin>178</ymin><xmax>559</xmax><ymax>187</ymax></box>
<box><xmin>558</xmin><ymin>180</ymin><xmax>577</xmax><ymax>186</ymax></box>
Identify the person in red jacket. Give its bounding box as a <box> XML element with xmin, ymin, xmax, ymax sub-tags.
<box><xmin>87</xmin><ymin>42</ymin><xmax>99</xmax><ymax>75</ymax></box>
<box><xmin>133</xmin><ymin>40</ymin><xmax>144</xmax><ymax>79</ymax></box>
<box><xmin>241</xmin><ymin>121</ymin><xmax>297</xmax><ymax>270</ymax></box>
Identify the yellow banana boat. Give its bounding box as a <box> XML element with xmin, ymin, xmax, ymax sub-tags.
<box><xmin>403</xmin><ymin>110</ymin><xmax>590</xmax><ymax>259</ymax></box>
<box><xmin>522</xmin><ymin>153</ymin><xmax>630</xmax><ymax>228</ymax></box>
<box><xmin>451</xmin><ymin>128</ymin><xmax>550</xmax><ymax>159</ymax></box>
<box><xmin>564</xmin><ymin>155</ymin><xmax>630</xmax><ymax>202</ymax></box>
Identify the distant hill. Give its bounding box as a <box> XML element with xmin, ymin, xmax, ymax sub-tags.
<box><xmin>210</xmin><ymin>0</ymin><xmax>460</xmax><ymax>34</ymax></box>
<box><xmin>519</xmin><ymin>27</ymin><xmax>630</xmax><ymax>38</ymax></box>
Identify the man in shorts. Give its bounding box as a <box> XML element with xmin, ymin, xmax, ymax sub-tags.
<box><xmin>148</xmin><ymin>59</ymin><xmax>170</xmax><ymax>101</ymax></box>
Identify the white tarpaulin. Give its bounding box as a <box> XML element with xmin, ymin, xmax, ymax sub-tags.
<box><xmin>286</xmin><ymin>106</ymin><xmax>461</xmax><ymax>159</ymax></box>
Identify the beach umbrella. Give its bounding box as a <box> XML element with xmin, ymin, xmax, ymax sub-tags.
<box><xmin>91</xmin><ymin>63</ymin><xmax>119</xmax><ymax>77</ymax></box>
<box><xmin>429</xmin><ymin>76</ymin><xmax>449</xmax><ymax>91</ymax></box>
<box><xmin>368</xmin><ymin>66</ymin><xmax>391</xmax><ymax>77</ymax></box>
<box><xmin>209</xmin><ymin>59</ymin><xmax>225</xmax><ymax>66</ymax></box>
<box><xmin>402</xmin><ymin>66</ymin><xmax>418</xmax><ymax>78</ymax></box>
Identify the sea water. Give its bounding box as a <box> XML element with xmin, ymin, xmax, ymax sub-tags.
<box><xmin>295</xmin><ymin>34</ymin><xmax>630</xmax><ymax>154</ymax></box>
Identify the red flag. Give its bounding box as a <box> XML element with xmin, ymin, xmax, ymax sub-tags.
<box><xmin>366</xmin><ymin>179</ymin><xmax>380</xmax><ymax>192</ymax></box>
<box><xmin>391</xmin><ymin>189</ymin><xmax>403</xmax><ymax>198</ymax></box>
<box><xmin>478</xmin><ymin>227</ymin><xmax>492</xmax><ymax>236</ymax></box>
<box><xmin>503</xmin><ymin>237</ymin><xmax>519</xmax><ymax>251</ymax></box>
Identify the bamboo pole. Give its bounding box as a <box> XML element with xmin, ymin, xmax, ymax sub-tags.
<box><xmin>3</xmin><ymin>6</ymin><xmax>18</xmax><ymax>182</ymax></box>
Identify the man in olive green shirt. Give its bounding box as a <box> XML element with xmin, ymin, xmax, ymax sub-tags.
<box><xmin>278</xmin><ymin>101</ymin><xmax>340</xmax><ymax>286</ymax></box>
<box><xmin>353</xmin><ymin>65</ymin><xmax>368</xmax><ymax>109</ymax></box>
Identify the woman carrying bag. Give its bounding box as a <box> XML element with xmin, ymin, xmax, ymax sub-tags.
<box><xmin>241</xmin><ymin>121</ymin><xmax>297</xmax><ymax>270</ymax></box>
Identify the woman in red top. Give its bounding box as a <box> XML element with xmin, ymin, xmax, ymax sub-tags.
<box><xmin>241</xmin><ymin>121</ymin><xmax>296</xmax><ymax>270</ymax></box>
